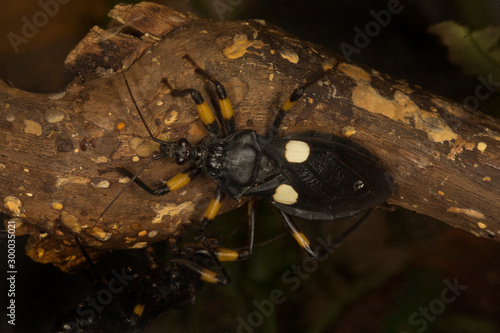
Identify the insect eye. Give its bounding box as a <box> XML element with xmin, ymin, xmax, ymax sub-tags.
<box><xmin>176</xmin><ymin>139</ymin><xmax>192</xmax><ymax>165</ymax></box>
<box><xmin>353</xmin><ymin>180</ymin><xmax>365</xmax><ymax>191</ymax></box>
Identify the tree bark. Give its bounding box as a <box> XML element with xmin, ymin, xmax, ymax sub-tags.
<box><xmin>1</xmin><ymin>2</ymin><xmax>499</xmax><ymax>272</ymax></box>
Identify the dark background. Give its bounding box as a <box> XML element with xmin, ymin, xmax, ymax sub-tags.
<box><xmin>1</xmin><ymin>1</ymin><xmax>500</xmax><ymax>332</ymax></box>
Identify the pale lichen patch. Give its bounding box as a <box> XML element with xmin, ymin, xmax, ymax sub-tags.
<box><xmin>61</xmin><ymin>212</ymin><xmax>81</xmax><ymax>233</ymax></box>
<box><xmin>447</xmin><ymin>136</ymin><xmax>476</xmax><ymax>160</ymax></box>
<box><xmin>129</xmin><ymin>137</ymin><xmax>159</xmax><ymax>157</ymax></box>
<box><xmin>96</xmin><ymin>156</ymin><xmax>109</xmax><ymax>163</ymax></box>
<box><xmin>349</xmin><ymin>67</ymin><xmax>457</xmax><ymax>143</ymax></box>
<box><xmin>152</xmin><ymin>201</ymin><xmax>195</xmax><ymax>224</ymax></box>
<box><xmin>130</xmin><ymin>242</ymin><xmax>148</xmax><ymax>249</ymax></box>
<box><xmin>119</xmin><ymin>176</ymin><xmax>131</xmax><ymax>184</ymax></box>
<box><xmin>23</xmin><ymin>120</ymin><xmax>43</xmax><ymax>136</ymax></box>
<box><xmin>55</xmin><ymin>175</ymin><xmax>90</xmax><ymax>188</ymax></box>
<box><xmin>164</xmin><ymin>111</ymin><xmax>178</xmax><ymax>125</ymax></box>
<box><xmin>44</xmin><ymin>109</ymin><xmax>65</xmax><ymax>123</ymax></box>
<box><xmin>94</xmin><ymin>180</ymin><xmax>110</xmax><ymax>189</ymax></box>
<box><xmin>447</xmin><ymin>207</ymin><xmax>485</xmax><ymax>219</ymax></box>
<box><xmin>4</xmin><ymin>196</ymin><xmax>24</xmax><ymax>216</ymax></box>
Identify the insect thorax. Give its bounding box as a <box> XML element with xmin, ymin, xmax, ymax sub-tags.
<box><xmin>201</xmin><ymin>130</ymin><xmax>279</xmax><ymax>200</ymax></box>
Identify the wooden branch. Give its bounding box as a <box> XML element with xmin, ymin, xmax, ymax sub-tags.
<box><xmin>1</xmin><ymin>2</ymin><xmax>499</xmax><ymax>271</ymax></box>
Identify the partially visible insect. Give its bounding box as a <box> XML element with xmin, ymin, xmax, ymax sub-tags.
<box><xmin>52</xmin><ymin>233</ymin><xmax>223</xmax><ymax>333</ymax></box>
<box><xmin>90</xmin><ymin>55</ymin><xmax>394</xmax><ymax>284</ymax></box>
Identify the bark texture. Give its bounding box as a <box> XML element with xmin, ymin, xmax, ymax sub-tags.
<box><xmin>1</xmin><ymin>2</ymin><xmax>499</xmax><ymax>271</ymax></box>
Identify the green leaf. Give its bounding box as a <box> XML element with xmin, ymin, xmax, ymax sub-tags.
<box><xmin>428</xmin><ymin>20</ymin><xmax>500</xmax><ymax>86</ymax></box>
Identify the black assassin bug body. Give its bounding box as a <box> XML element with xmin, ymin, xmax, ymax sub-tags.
<box><xmin>93</xmin><ymin>55</ymin><xmax>393</xmax><ymax>284</ymax></box>
<box><xmin>52</xmin><ymin>238</ymin><xmax>215</xmax><ymax>333</ymax></box>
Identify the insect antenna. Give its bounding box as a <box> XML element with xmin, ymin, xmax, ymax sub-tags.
<box><xmin>88</xmin><ymin>156</ymin><xmax>165</xmax><ymax>234</ymax></box>
<box><xmin>120</xmin><ymin>64</ymin><xmax>170</xmax><ymax>146</ymax></box>
<box><xmin>88</xmin><ymin>64</ymin><xmax>174</xmax><ymax>235</ymax></box>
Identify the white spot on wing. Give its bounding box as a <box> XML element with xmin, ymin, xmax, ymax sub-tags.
<box><xmin>273</xmin><ymin>184</ymin><xmax>298</xmax><ymax>205</ymax></box>
<box><xmin>285</xmin><ymin>140</ymin><xmax>310</xmax><ymax>163</ymax></box>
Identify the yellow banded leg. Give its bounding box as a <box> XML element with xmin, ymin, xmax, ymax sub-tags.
<box><xmin>174</xmin><ymin>258</ymin><xmax>229</xmax><ymax>286</ymax></box>
<box><xmin>163</xmin><ymin>79</ymin><xmax>221</xmax><ymax>137</ymax></box>
<box><xmin>195</xmin><ymin>247</ymin><xmax>249</xmax><ymax>262</ymax></box>
<box><xmin>191</xmin><ymin>199</ymin><xmax>259</xmax><ymax>286</ymax></box>
<box><xmin>281</xmin><ymin>208</ymin><xmax>373</xmax><ymax>259</ymax></box>
<box><xmin>200</xmin><ymin>186</ymin><xmax>225</xmax><ymax>231</ymax></box>
<box><xmin>279</xmin><ymin>210</ymin><xmax>317</xmax><ymax>258</ymax></box>
<box><xmin>195</xmin><ymin>198</ymin><xmax>256</xmax><ymax>266</ymax></box>
<box><xmin>268</xmin><ymin>63</ymin><xmax>340</xmax><ymax>138</ymax></box>
<box><xmin>117</xmin><ymin>164</ymin><xmax>201</xmax><ymax>196</ymax></box>
<box><xmin>183</xmin><ymin>54</ymin><xmax>236</xmax><ymax>135</ymax></box>
<box><xmin>129</xmin><ymin>303</ymin><xmax>146</xmax><ymax>324</ymax></box>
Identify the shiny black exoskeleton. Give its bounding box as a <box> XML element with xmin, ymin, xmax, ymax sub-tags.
<box><xmin>92</xmin><ymin>55</ymin><xmax>394</xmax><ymax>282</ymax></box>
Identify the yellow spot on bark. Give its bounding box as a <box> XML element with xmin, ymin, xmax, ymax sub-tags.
<box><xmin>52</xmin><ymin>202</ymin><xmax>63</xmax><ymax>210</ymax></box>
<box><xmin>477</xmin><ymin>142</ymin><xmax>487</xmax><ymax>153</ymax></box>
<box><xmin>164</xmin><ymin>111</ymin><xmax>178</xmax><ymax>125</ymax></box>
<box><xmin>477</xmin><ymin>222</ymin><xmax>487</xmax><ymax>229</ymax></box>
<box><xmin>482</xmin><ymin>176</ymin><xmax>491</xmax><ymax>182</ymax></box>
<box><xmin>280</xmin><ymin>49</ymin><xmax>299</xmax><ymax>64</ymax></box>
<box><xmin>89</xmin><ymin>227</ymin><xmax>111</xmax><ymax>241</ymax></box>
<box><xmin>223</xmin><ymin>33</ymin><xmax>265</xmax><ymax>59</ymax></box>
<box><xmin>343</xmin><ymin>126</ymin><xmax>357</xmax><ymax>137</ymax></box>
<box><xmin>437</xmin><ymin>190</ymin><xmax>444</xmax><ymax>196</ymax></box>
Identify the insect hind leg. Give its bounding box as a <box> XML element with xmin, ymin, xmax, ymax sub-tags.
<box><xmin>186</xmin><ymin>199</ymin><xmax>258</xmax><ymax>286</ymax></box>
<box><xmin>279</xmin><ymin>208</ymin><xmax>372</xmax><ymax>259</ymax></box>
<box><xmin>267</xmin><ymin>61</ymin><xmax>340</xmax><ymax>139</ymax></box>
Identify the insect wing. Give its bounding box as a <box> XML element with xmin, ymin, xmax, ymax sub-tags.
<box><xmin>262</xmin><ymin>132</ymin><xmax>393</xmax><ymax>219</ymax></box>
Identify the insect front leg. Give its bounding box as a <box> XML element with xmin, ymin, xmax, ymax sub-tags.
<box><xmin>183</xmin><ymin>54</ymin><xmax>236</xmax><ymax>135</ymax></box>
<box><xmin>117</xmin><ymin>164</ymin><xmax>201</xmax><ymax>196</ymax></box>
<box><xmin>163</xmin><ymin>79</ymin><xmax>222</xmax><ymax>138</ymax></box>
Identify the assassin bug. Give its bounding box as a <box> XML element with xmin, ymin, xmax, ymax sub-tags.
<box><xmin>91</xmin><ymin>55</ymin><xmax>393</xmax><ymax>285</ymax></box>
<box><xmin>52</xmin><ymin>227</ymin><xmax>219</xmax><ymax>333</ymax></box>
